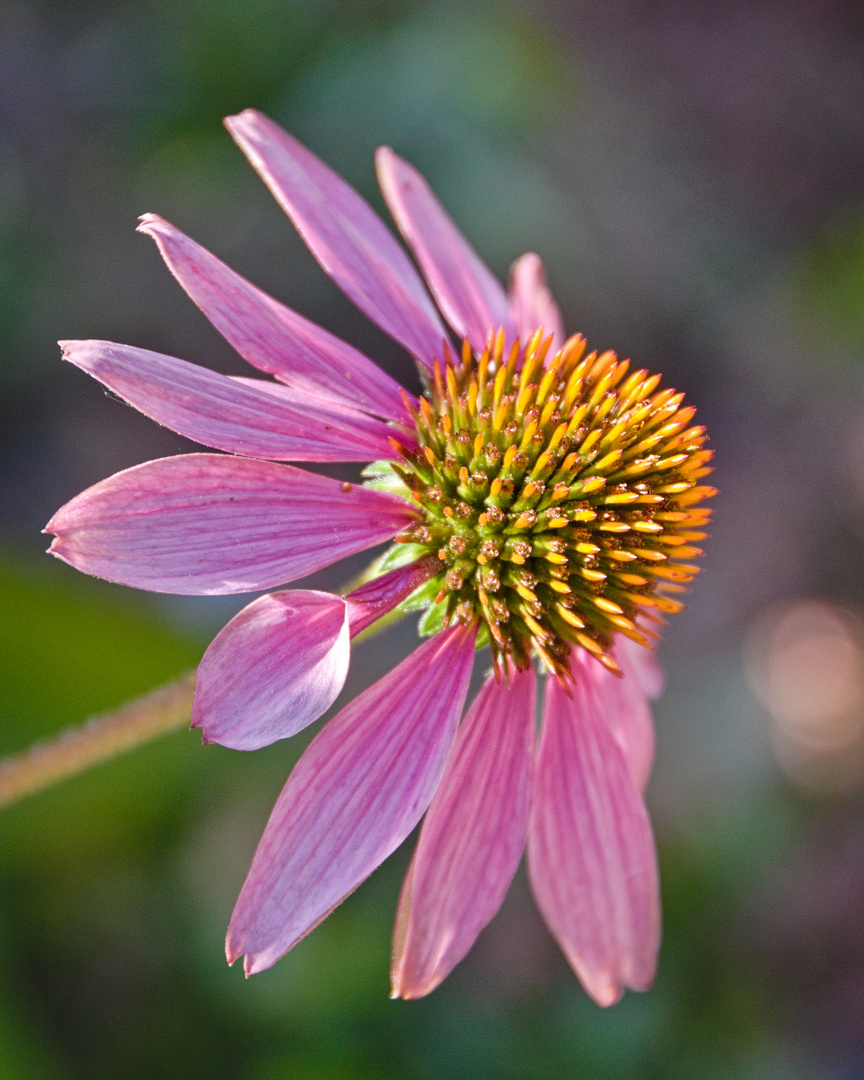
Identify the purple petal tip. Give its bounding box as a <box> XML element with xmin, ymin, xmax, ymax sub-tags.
<box><xmin>223</xmin><ymin>109</ymin><xmax>261</xmax><ymax>135</ymax></box>
<box><xmin>136</xmin><ymin>213</ymin><xmax>164</xmax><ymax>236</ymax></box>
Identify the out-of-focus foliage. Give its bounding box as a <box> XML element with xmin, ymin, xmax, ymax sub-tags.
<box><xmin>795</xmin><ymin>210</ymin><xmax>864</xmax><ymax>353</ymax></box>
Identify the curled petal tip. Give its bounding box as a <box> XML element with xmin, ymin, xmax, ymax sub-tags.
<box><xmin>58</xmin><ymin>340</ymin><xmax>84</xmax><ymax>367</ymax></box>
<box><xmin>225</xmin><ymin>938</ymin><xmax>266</xmax><ymax>978</ymax></box>
<box><xmin>390</xmin><ymin>975</ymin><xmax>440</xmax><ymax>1001</ymax></box>
<box><xmin>241</xmin><ymin>951</ymin><xmax>274</xmax><ymax>977</ymax></box>
<box><xmin>136</xmin><ymin>212</ymin><xmax>166</xmax><ymax>235</ymax></box>
<box><xmin>225</xmin><ymin>937</ymin><xmax>238</xmax><ymax>966</ymax></box>
<box><xmin>223</xmin><ymin>109</ymin><xmax>263</xmax><ymax>135</ymax></box>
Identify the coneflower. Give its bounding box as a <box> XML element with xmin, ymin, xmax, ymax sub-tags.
<box><xmin>46</xmin><ymin>111</ymin><xmax>714</xmax><ymax>1004</ymax></box>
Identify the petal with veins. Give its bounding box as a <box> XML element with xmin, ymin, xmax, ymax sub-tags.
<box><xmin>193</xmin><ymin>591</ymin><xmax>350</xmax><ymax>751</ymax></box>
<box><xmin>195</xmin><ymin>558</ymin><xmax>441</xmax><ymax>751</ymax></box>
<box><xmin>528</xmin><ymin>670</ymin><xmax>660</xmax><ymax>1006</ymax></box>
<box><xmin>391</xmin><ymin>661</ymin><xmax>535</xmax><ymax>998</ymax></box>
<box><xmin>138</xmin><ymin>214</ymin><xmax>410</xmax><ymax>423</ymax></box>
<box><xmin>376</xmin><ymin>147</ymin><xmax>512</xmax><ymax>354</ymax></box>
<box><xmin>61</xmin><ymin>340</ymin><xmax>402</xmax><ymax>463</ymax></box>
<box><xmin>576</xmin><ymin>649</ymin><xmax>655</xmax><ymax>792</ymax></box>
<box><xmin>225</xmin><ymin>111</ymin><xmax>448</xmax><ymax>369</ymax></box>
<box><xmin>227</xmin><ymin>622</ymin><xmax>477</xmax><ymax>974</ymax></box>
<box><xmin>46</xmin><ymin>454</ymin><xmax>415</xmax><ymax>595</ymax></box>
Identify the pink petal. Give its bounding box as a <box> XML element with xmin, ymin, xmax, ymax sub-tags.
<box><xmin>375</xmin><ymin>148</ymin><xmax>512</xmax><ymax>354</ymax></box>
<box><xmin>226</xmin><ymin>622</ymin><xmax>477</xmax><ymax>975</ymax></box>
<box><xmin>576</xmin><ymin>649</ymin><xmax>656</xmax><ymax>792</ymax></box>
<box><xmin>193</xmin><ymin>559</ymin><xmax>439</xmax><ymax>752</ymax></box>
<box><xmin>527</xmin><ymin>672</ymin><xmax>661</xmax><ymax>1007</ymax></box>
<box><xmin>346</xmin><ymin>555</ymin><xmax>439</xmax><ymax>637</ymax></box>
<box><xmin>46</xmin><ymin>453</ymin><xmax>415</xmax><ymax>595</ymax></box>
<box><xmin>193</xmin><ymin>590</ymin><xmax>350</xmax><ymax>751</ymax></box>
<box><xmin>229</xmin><ymin>374</ymin><xmax>418</xmax><ymax>443</ymax></box>
<box><xmin>224</xmin><ymin>111</ymin><xmax>449</xmax><ymax>369</ymax></box>
<box><xmin>60</xmin><ymin>340</ymin><xmax>401</xmax><ymax>463</ymax></box>
<box><xmin>391</xmin><ymin>661</ymin><xmax>536</xmax><ymax>999</ymax></box>
<box><xmin>618</xmin><ymin>635</ymin><xmax>665</xmax><ymax>700</ymax></box>
<box><xmin>138</xmin><ymin>214</ymin><xmax>410</xmax><ymax>423</ymax></box>
<box><xmin>508</xmin><ymin>253</ymin><xmax>564</xmax><ymax>353</ymax></box>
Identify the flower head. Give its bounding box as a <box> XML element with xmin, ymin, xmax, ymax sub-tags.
<box><xmin>46</xmin><ymin>111</ymin><xmax>714</xmax><ymax>1004</ymax></box>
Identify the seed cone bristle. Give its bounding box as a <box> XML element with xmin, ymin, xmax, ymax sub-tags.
<box><xmin>390</xmin><ymin>329</ymin><xmax>715</xmax><ymax>676</ymax></box>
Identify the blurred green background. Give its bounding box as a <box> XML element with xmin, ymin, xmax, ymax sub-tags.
<box><xmin>3</xmin><ymin>0</ymin><xmax>864</xmax><ymax>1076</ymax></box>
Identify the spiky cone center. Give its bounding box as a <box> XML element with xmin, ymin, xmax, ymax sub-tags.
<box><xmin>391</xmin><ymin>330</ymin><xmax>715</xmax><ymax>677</ymax></box>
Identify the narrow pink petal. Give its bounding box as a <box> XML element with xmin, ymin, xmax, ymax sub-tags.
<box><xmin>193</xmin><ymin>591</ymin><xmax>350</xmax><ymax>751</ymax></box>
<box><xmin>346</xmin><ymin>555</ymin><xmax>439</xmax><ymax>637</ymax></box>
<box><xmin>61</xmin><ymin>340</ymin><xmax>401</xmax><ymax>463</ymax></box>
<box><xmin>618</xmin><ymin>635</ymin><xmax>665</xmax><ymax>700</ymax></box>
<box><xmin>508</xmin><ymin>253</ymin><xmax>564</xmax><ymax>353</ymax></box>
<box><xmin>46</xmin><ymin>454</ymin><xmax>415</xmax><ymax>595</ymax></box>
<box><xmin>391</xmin><ymin>661</ymin><xmax>536</xmax><ymax>999</ymax></box>
<box><xmin>138</xmin><ymin>214</ymin><xmax>410</xmax><ymax>423</ymax></box>
<box><xmin>375</xmin><ymin>148</ymin><xmax>512</xmax><ymax>354</ymax></box>
<box><xmin>226</xmin><ymin>622</ymin><xmax>477</xmax><ymax>975</ymax></box>
<box><xmin>575</xmin><ymin>649</ymin><xmax>655</xmax><ymax>792</ymax></box>
<box><xmin>228</xmin><ymin>374</ymin><xmax>418</xmax><ymax>445</ymax></box>
<box><xmin>527</xmin><ymin>672</ymin><xmax>661</xmax><ymax>1007</ymax></box>
<box><xmin>224</xmin><ymin>111</ymin><xmax>449</xmax><ymax>369</ymax></box>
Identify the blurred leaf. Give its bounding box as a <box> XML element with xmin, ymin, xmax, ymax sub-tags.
<box><xmin>794</xmin><ymin>207</ymin><xmax>864</xmax><ymax>352</ymax></box>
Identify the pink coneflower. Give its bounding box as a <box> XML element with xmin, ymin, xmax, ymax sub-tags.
<box><xmin>46</xmin><ymin>111</ymin><xmax>714</xmax><ymax>1004</ymax></box>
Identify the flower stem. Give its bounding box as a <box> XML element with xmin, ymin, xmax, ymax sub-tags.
<box><xmin>0</xmin><ymin>671</ymin><xmax>197</xmax><ymax>809</ymax></box>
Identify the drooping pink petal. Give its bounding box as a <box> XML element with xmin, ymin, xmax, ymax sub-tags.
<box><xmin>60</xmin><ymin>340</ymin><xmax>401</xmax><ymax>463</ymax></box>
<box><xmin>375</xmin><ymin>148</ymin><xmax>512</xmax><ymax>355</ymax></box>
<box><xmin>618</xmin><ymin>635</ymin><xmax>665</xmax><ymax>700</ymax></box>
<box><xmin>346</xmin><ymin>555</ymin><xmax>439</xmax><ymax>637</ymax></box>
<box><xmin>193</xmin><ymin>559</ymin><xmax>439</xmax><ymax>752</ymax></box>
<box><xmin>46</xmin><ymin>454</ymin><xmax>415</xmax><ymax>595</ymax></box>
<box><xmin>527</xmin><ymin>672</ymin><xmax>661</xmax><ymax>1007</ymax></box>
<box><xmin>391</xmin><ymin>661</ymin><xmax>536</xmax><ymax>999</ymax></box>
<box><xmin>138</xmin><ymin>214</ymin><xmax>411</xmax><ymax>423</ymax></box>
<box><xmin>224</xmin><ymin>111</ymin><xmax>449</xmax><ymax>369</ymax></box>
<box><xmin>576</xmin><ymin>650</ymin><xmax>655</xmax><ymax>792</ymax></box>
<box><xmin>193</xmin><ymin>591</ymin><xmax>350</xmax><ymax>751</ymax></box>
<box><xmin>226</xmin><ymin>622</ymin><xmax>477</xmax><ymax>975</ymax></box>
<box><xmin>508</xmin><ymin>253</ymin><xmax>564</xmax><ymax>353</ymax></box>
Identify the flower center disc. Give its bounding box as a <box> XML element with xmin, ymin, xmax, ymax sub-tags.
<box><xmin>392</xmin><ymin>330</ymin><xmax>715</xmax><ymax>676</ymax></box>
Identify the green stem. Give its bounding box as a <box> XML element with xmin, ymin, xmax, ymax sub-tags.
<box><xmin>0</xmin><ymin>671</ymin><xmax>196</xmax><ymax>809</ymax></box>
